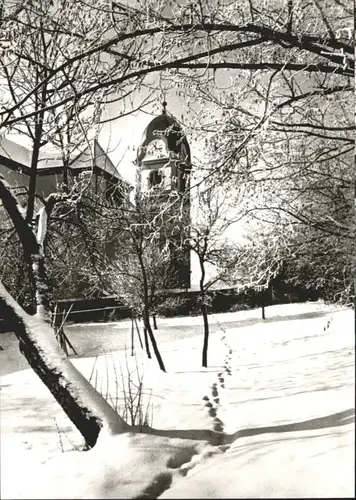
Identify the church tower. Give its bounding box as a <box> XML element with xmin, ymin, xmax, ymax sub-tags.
<box><xmin>135</xmin><ymin>102</ymin><xmax>191</xmax><ymax>289</ymax></box>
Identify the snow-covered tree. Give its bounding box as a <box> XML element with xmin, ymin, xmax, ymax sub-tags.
<box><xmin>0</xmin><ymin>0</ymin><xmax>151</xmax><ymax>447</ymax></box>
<box><xmin>0</xmin><ymin>0</ymin><xmax>353</xmax><ymax>454</ymax></box>
<box><xmin>1</xmin><ymin>0</ymin><xmax>352</xmax><ymax>130</ymax></box>
<box><xmin>0</xmin><ymin>173</ymin><xmax>132</xmax><ymax>447</ymax></box>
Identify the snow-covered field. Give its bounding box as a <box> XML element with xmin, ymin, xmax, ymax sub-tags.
<box><xmin>0</xmin><ymin>301</ymin><xmax>354</xmax><ymax>498</ymax></box>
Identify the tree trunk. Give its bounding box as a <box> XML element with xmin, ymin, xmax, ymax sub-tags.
<box><xmin>137</xmin><ymin>250</ymin><xmax>165</xmax><ymax>371</ymax></box>
<box><xmin>26</xmin><ymin>94</ymin><xmax>46</xmax><ymax>224</ymax></box>
<box><xmin>143</xmin><ymin>326</ymin><xmax>151</xmax><ymax>358</ymax></box>
<box><xmin>0</xmin><ymin>176</ymin><xmax>54</xmax><ymax>323</ymax></box>
<box><xmin>134</xmin><ymin>317</ymin><xmax>144</xmax><ymax>350</ymax></box>
<box><xmin>19</xmin><ymin>337</ymin><xmax>100</xmax><ymax>448</ymax></box>
<box><xmin>201</xmin><ymin>302</ymin><xmax>210</xmax><ymax>368</ymax></box>
<box><xmin>198</xmin><ymin>253</ymin><xmax>210</xmax><ymax>368</ymax></box>
<box><xmin>143</xmin><ymin>309</ymin><xmax>166</xmax><ymax>372</ymax></box>
<box><xmin>32</xmin><ymin>251</ymin><xmax>52</xmax><ymax>322</ymax></box>
<box><xmin>25</xmin><ymin>142</ymin><xmax>41</xmax><ymax>224</ymax></box>
<box><xmin>131</xmin><ymin>315</ymin><xmax>135</xmax><ymax>356</ymax></box>
<box><xmin>0</xmin><ymin>282</ymin><xmax>128</xmax><ymax>448</ymax></box>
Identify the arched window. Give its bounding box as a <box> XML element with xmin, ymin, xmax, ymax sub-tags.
<box><xmin>148</xmin><ymin>169</ymin><xmax>163</xmax><ymax>188</ymax></box>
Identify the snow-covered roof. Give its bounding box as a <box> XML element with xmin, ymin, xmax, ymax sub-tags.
<box><xmin>70</xmin><ymin>140</ymin><xmax>122</xmax><ymax>180</ymax></box>
<box><xmin>0</xmin><ymin>137</ymin><xmax>63</xmax><ymax>172</ymax></box>
<box><xmin>0</xmin><ymin>137</ymin><xmax>126</xmax><ymax>183</ymax></box>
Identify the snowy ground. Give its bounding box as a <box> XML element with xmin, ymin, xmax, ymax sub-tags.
<box><xmin>0</xmin><ymin>301</ymin><xmax>354</xmax><ymax>498</ymax></box>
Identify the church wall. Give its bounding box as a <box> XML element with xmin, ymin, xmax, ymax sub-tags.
<box><xmin>0</xmin><ymin>163</ymin><xmax>27</xmax><ymax>190</ymax></box>
<box><xmin>35</xmin><ymin>173</ymin><xmax>61</xmax><ymax>198</ymax></box>
<box><xmin>0</xmin><ymin>162</ymin><xmax>63</xmax><ymax>200</ymax></box>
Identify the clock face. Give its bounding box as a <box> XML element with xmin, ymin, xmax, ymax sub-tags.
<box><xmin>144</xmin><ymin>139</ymin><xmax>168</xmax><ymax>160</ymax></box>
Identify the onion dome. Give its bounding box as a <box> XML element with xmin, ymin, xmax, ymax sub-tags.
<box><xmin>136</xmin><ymin>102</ymin><xmax>191</xmax><ymax>167</ymax></box>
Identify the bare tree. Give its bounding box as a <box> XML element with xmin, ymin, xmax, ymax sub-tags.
<box><xmin>0</xmin><ymin>1</ymin><xmax>108</xmax><ymax>312</ymax></box>
<box><xmin>220</xmin><ymin>83</ymin><xmax>354</xmax><ymax>302</ymax></box>
<box><xmin>188</xmin><ymin>182</ymin><xmax>239</xmax><ymax>367</ymax></box>
<box><xmin>233</xmin><ymin>191</ymin><xmax>354</xmax><ymax>304</ymax></box>
<box><xmin>169</xmin><ymin>1</ymin><xmax>353</xmax><ymax>303</ymax></box>
<box><xmin>103</xmin><ymin>192</ymin><xmax>186</xmax><ymax>372</ymax></box>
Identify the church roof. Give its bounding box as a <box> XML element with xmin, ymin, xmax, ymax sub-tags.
<box><xmin>0</xmin><ymin>137</ymin><xmax>126</xmax><ymax>183</ymax></box>
<box><xmin>0</xmin><ymin>137</ymin><xmax>63</xmax><ymax>173</ymax></box>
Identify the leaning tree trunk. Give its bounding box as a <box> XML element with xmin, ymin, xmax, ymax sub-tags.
<box><xmin>0</xmin><ymin>176</ymin><xmax>129</xmax><ymax>447</ymax></box>
<box><xmin>143</xmin><ymin>308</ymin><xmax>166</xmax><ymax>372</ymax></box>
<box><xmin>152</xmin><ymin>314</ymin><xmax>158</xmax><ymax>330</ymax></box>
<box><xmin>137</xmin><ymin>252</ymin><xmax>166</xmax><ymax>372</ymax></box>
<box><xmin>143</xmin><ymin>324</ymin><xmax>152</xmax><ymax>359</ymax></box>
<box><xmin>0</xmin><ymin>282</ymin><xmax>128</xmax><ymax>448</ymax></box>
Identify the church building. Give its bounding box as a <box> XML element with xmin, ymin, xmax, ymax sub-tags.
<box><xmin>135</xmin><ymin>102</ymin><xmax>192</xmax><ymax>289</ymax></box>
